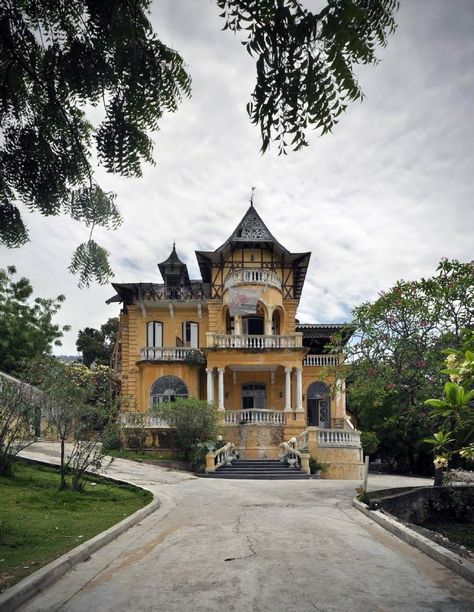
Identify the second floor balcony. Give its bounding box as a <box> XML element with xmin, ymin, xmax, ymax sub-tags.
<box><xmin>224</xmin><ymin>268</ymin><xmax>282</xmax><ymax>291</ymax></box>
<box><xmin>140</xmin><ymin>347</ymin><xmax>204</xmax><ymax>362</ymax></box>
<box><xmin>206</xmin><ymin>332</ymin><xmax>303</xmax><ymax>349</ymax></box>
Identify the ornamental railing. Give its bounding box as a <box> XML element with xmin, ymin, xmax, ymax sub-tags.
<box><xmin>140</xmin><ymin>347</ymin><xmax>203</xmax><ymax>361</ymax></box>
<box><xmin>303</xmin><ymin>354</ymin><xmax>339</xmax><ymax>367</ymax></box>
<box><xmin>121</xmin><ymin>412</ymin><xmax>170</xmax><ymax>428</ymax></box>
<box><xmin>224</xmin><ymin>409</ymin><xmax>286</xmax><ymax>425</ymax></box>
<box><xmin>139</xmin><ymin>286</ymin><xmax>207</xmax><ymax>301</ymax></box>
<box><xmin>317</xmin><ymin>428</ymin><xmax>361</xmax><ymax>448</ymax></box>
<box><xmin>207</xmin><ymin>333</ymin><xmax>303</xmax><ymax>349</ymax></box>
<box><xmin>224</xmin><ymin>268</ymin><xmax>282</xmax><ymax>290</ymax></box>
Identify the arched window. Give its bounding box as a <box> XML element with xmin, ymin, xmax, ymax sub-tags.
<box><xmin>147</xmin><ymin>321</ymin><xmax>163</xmax><ymax>348</ymax></box>
<box><xmin>307</xmin><ymin>381</ymin><xmax>331</xmax><ymax>428</ymax></box>
<box><xmin>241</xmin><ymin>382</ymin><xmax>266</xmax><ymax>409</ymax></box>
<box><xmin>150</xmin><ymin>376</ymin><xmax>189</xmax><ymax>406</ymax></box>
<box><xmin>272</xmin><ymin>309</ymin><xmax>281</xmax><ymax>335</ymax></box>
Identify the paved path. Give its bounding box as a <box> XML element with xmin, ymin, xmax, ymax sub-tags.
<box><xmin>18</xmin><ymin>443</ymin><xmax>474</xmax><ymax>612</ymax></box>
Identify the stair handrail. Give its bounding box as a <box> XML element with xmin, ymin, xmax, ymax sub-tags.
<box><xmin>205</xmin><ymin>441</ymin><xmax>234</xmax><ymax>473</ymax></box>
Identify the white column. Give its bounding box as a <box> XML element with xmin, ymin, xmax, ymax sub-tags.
<box><xmin>234</xmin><ymin>315</ymin><xmax>242</xmax><ymax>335</ymax></box>
<box><xmin>206</xmin><ymin>367</ymin><xmax>214</xmax><ymax>404</ymax></box>
<box><xmin>284</xmin><ymin>367</ymin><xmax>292</xmax><ymax>412</ymax></box>
<box><xmin>295</xmin><ymin>368</ymin><xmax>303</xmax><ymax>412</ymax></box>
<box><xmin>217</xmin><ymin>368</ymin><xmax>225</xmax><ymax>411</ymax></box>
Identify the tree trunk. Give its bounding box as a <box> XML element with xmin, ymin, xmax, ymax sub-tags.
<box><xmin>60</xmin><ymin>437</ymin><xmax>67</xmax><ymax>489</ymax></box>
<box><xmin>433</xmin><ymin>467</ymin><xmax>444</xmax><ymax>486</ymax></box>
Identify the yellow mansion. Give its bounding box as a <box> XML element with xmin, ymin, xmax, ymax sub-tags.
<box><xmin>108</xmin><ymin>203</ymin><xmax>363</xmax><ymax>479</ymax></box>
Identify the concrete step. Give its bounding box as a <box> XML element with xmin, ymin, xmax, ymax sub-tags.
<box><xmin>201</xmin><ymin>459</ymin><xmax>309</xmax><ymax>480</ymax></box>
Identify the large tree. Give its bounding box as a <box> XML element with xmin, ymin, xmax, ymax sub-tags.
<box><xmin>0</xmin><ymin>0</ymin><xmax>399</xmax><ymax>285</ymax></box>
<box><xmin>328</xmin><ymin>259</ymin><xmax>474</xmax><ymax>474</ymax></box>
<box><xmin>0</xmin><ymin>266</ymin><xmax>69</xmax><ymax>376</ymax></box>
<box><xmin>76</xmin><ymin>317</ymin><xmax>118</xmax><ymax>367</ymax></box>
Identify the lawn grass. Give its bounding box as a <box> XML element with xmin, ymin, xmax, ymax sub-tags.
<box><xmin>0</xmin><ymin>460</ymin><xmax>152</xmax><ymax>592</ymax></box>
<box><xmin>423</xmin><ymin>520</ymin><xmax>474</xmax><ymax>553</ymax></box>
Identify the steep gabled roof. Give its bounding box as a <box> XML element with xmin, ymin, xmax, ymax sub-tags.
<box><xmin>216</xmin><ymin>203</ymin><xmax>291</xmax><ymax>254</ymax></box>
<box><xmin>195</xmin><ymin>204</ymin><xmax>311</xmax><ymax>299</ymax></box>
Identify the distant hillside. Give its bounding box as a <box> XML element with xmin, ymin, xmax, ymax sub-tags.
<box><xmin>56</xmin><ymin>355</ymin><xmax>81</xmax><ymax>363</ymax></box>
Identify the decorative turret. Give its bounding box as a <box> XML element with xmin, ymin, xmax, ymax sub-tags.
<box><xmin>158</xmin><ymin>243</ymin><xmax>190</xmax><ymax>289</ymax></box>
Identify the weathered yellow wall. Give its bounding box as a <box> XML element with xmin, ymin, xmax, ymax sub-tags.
<box><xmin>137</xmin><ymin>363</ymin><xmax>201</xmax><ymax>411</ymax></box>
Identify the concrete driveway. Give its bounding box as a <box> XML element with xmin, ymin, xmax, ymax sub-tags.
<box><xmin>18</xmin><ymin>443</ymin><xmax>474</xmax><ymax>612</ymax></box>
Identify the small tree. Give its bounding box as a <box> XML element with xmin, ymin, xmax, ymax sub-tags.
<box><xmin>0</xmin><ymin>375</ymin><xmax>39</xmax><ymax>476</ymax></box>
<box><xmin>151</xmin><ymin>399</ymin><xmax>219</xmax><ymax>460</ymax></box>
<box><xmin>360</xmin><ymin>431</ymin><xmax>380</xmax><ymax>458</ymax></box>
<box><xmin>424</xmin><ymin>329</ymin><xmax>474</xmax><ymax>485</ymax></box>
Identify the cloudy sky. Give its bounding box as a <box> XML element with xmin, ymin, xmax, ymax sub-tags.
<box><xmin>1</xmin><ymin>0</ymin><xmax>473</xmax><ymax>355</ymax></box>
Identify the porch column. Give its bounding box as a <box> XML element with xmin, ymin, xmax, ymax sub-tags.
<box><xmin>295</xmin><ymin>368</ymin><xmax>304</xmax><ymax>412</ymax></box>
<box><xmin>234</xmin><ymin>316</ymin><xmax>242</xmax><ymax>335</ymax></box>
<box><xmin>284</xmin><ymin>367</ymin><xmax>292</xmax><ymax>412</ymax></box>
<box><xmin>217</xmin><ymin>368</ymin><xmax>225</xmax><ymax>411</ymax></box>
<box><xmin>206</xmin><ymin>367</ymin><xmax>214</xmax><ymax>404</ymax></box>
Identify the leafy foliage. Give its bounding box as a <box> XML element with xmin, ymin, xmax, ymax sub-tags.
<box><xmin>0</xmin><ymin>266</ymin><xmax>69</xmax><ymax>376</ymax></box>
<box><xmin>76</xmin><ymin>317</ymin><xmax>118</xmax><ymax>367</ymax></box>
<box><xmin>0</xmin><ymin>0</ymin><xmax>191</xmax><ymax>284</ymax></box>
<box><xmin>217</xmin><ymin>0</ymin><xmax>399</xmax><ymax>153</ymax></box>
<box><xmin>151</xmin><ymin>398</ymin><xmax>219</xmax><ymax>460</ymax></box>
<box><xmin>1</xmin><ymin>1</ymin><xmax>399</xmax><ymax>284</ymax></box>
<box><xmin>328</xmin><ymin>259</ymin><xmax>474</xmax><ymax>474</ymax></box>
<box><xmin>424</xmin><ymin>329</ymin><xmax>474</xmax><ymax>471</ymax></box>
<box><xmin>360</xmin><ymin>431</ymin><xmax>379</xmax><ymax>456</ymax></box>
<box><xmin>0</xmin><ymin>376</ymin><xmax>40</xmax><ymax>476</ymax></box>
<box><xmin>32</xmin><ymin>357</ymin><xmax>107</xmax><ymax>489</ymax></box>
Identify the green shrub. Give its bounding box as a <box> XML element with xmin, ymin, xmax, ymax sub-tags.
<box><xmin>101</xmin><ymin>423</ymin><xmax>122</xmax><ymax>453</ymax></box>
<box><xmin>125</xmin><ymin>428</ymin><xmax>147</xmax><ymax>450</ymax></box>
<box><xmin>151</xmin><ymin>399</ymin><xmax>219</xmax><ymax>460</ymax></box>
<box><xmin>309</xmin><ymin>456</ymin><xmax>327</xmax><ymax>474</ymax></box>
<box><xmin>360</xmin><ymin>431</ymin><xmax>380</xmax><ymax>457</ymax></box>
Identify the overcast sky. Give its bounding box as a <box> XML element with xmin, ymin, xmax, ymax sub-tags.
<box><xmin>1</xmin><ymin>0</ymin><xmax>473</xmax><ymax>355</ymax></box>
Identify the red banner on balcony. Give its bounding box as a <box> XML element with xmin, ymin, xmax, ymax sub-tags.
<box><xmin>228</xmin><ymin>287</ymin><xmax>261</xmax><ymax>316</ymax></box>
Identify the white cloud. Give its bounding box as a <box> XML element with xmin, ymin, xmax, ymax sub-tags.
<box><xmin>1</xmin><ymin>0</ymin><xmax>473</xmax><ymax>354</ymax></box>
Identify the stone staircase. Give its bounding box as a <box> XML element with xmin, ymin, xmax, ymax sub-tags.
<box><xmin>202</xmin><ymin>459</ymin><xmax>310</xmax><ymax>480</ymax></box>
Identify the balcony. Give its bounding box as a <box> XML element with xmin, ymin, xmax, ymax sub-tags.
<box><xmin>206</xmin><ymin>333</ymin><xmax>303</xmax><ymax>349</ymax></box>
<box><xmin>224</xmin><ymin>409</ymin><xmax>286</xmax><ymax>425</ymax></box>
<box><xmin>121</xmin><ymin>412</ymin><xmax>170</xmax><ymax>428</ymax></box>
<box><xmin>140</xmin><ymin>347</ymin><xmax>204</xmax><ymax>361</ymax></box>
<box><xmin>224</xmin><ymin>268</ymin><xmax>282</xmax><ymax>291</ymax></box>
<box><xmin>303</xmin><ymin>355</ymin><xmax>339</xmax><ymax>366</ymax></box>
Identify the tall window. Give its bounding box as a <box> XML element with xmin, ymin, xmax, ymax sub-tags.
<box><xmin>147</xmin><ymin>321</ymin><xmax>163</xmax><ymax>347</ymax></box>
<box><xmin>272</xmin><ymin>309</ymin><xmax>281</xmax><ymax>335</ymax></box>
<box><xmin>150</xmin><ymin>376</ymin><xmax>189</xmax><ymax>405</ymax></box>
<box><xmin>183</xmin><ymin>321</ymin><xmax>199</xmax><ymax>348</ymax></box>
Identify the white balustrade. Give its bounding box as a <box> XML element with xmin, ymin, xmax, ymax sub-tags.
<box><xmin>209</xmin><ymin>334</ymin><xmax>303</xmax><ymax>349</ymax></box>
<box><xmin>224</xmin><ymin>409</ymin><xmax>286</xmax><ymax>426</ymax></box>
<box><xmin>303</xmin><ymin>354</ymin><xmax>339</xmax><ymax>366</ymax></box>
<box><xmin>121</xmin><ymin>412</ymin><xmax>170</xmax><ymax>428</ymax></box>
<box><xmin>295</xmin><ymin>430</ymin><xmax>309</xmax><ymax>450</ymax></box>
<box><xmin>140</xmin><ymin>347</ymin><xmax>203</xmax><ymax>361</ymax></box>
<box><xmin>224</xmin><ymin>268</ymin><xmax>282</xmax><ymax>290</ymax></box>
<box><xmin>317</xmin><ymin>428</ymin><xmax>361</xmax><ymax>447</ymax></box>
<box><xmin>213</xmin><ymin>442</ymin><xmax>235</xmax><ymax>469</ymax></box>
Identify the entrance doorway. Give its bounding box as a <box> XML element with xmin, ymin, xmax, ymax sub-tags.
<box><xmin>241</xmin><ymin>382</ymin><xmax>266</xmax><ymax>409</ymax></box>
<box><xmin>307</xmin><ymin>382</ymin><xmax>331</xmax><ymax>428</ymax></box>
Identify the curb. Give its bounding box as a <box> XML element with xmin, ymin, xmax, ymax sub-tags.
<box><xmin>353</xmin><ymin>498</ymin><xmax>474</xmax><ymax>584</ymax></box>
<box><xmin>0</xmin><ymin>471</ymin><xmax>161</xmax><ymax>612</ymax></box>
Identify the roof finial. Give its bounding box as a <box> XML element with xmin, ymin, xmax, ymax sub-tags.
<box><xmin>250</xmin><ymin>186</ymin><xmax>256</xmax><ymax>207</ymax></box>
<box><xmin>172</xmin><ymin>239</ymin><xmax>176</xmax><ymax>250</ymax></box>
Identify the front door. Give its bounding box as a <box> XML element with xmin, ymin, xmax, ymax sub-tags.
<box><xmin>242</xmin><ymin>383</ymin><xmax>266</xmax><ymax>409</ymax></box>
<box><xmin>307</xmin><ymin>382</ymin><xmax>331</xmax><ymax>428</ymax></box>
